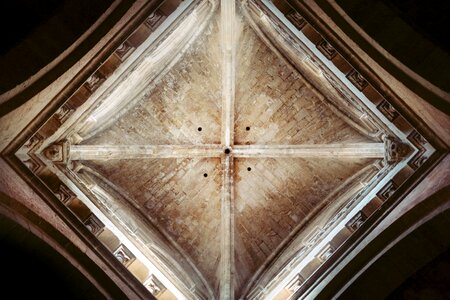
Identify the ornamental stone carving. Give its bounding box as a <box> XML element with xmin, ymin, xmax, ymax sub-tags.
<box><xmin>384</xmin><ymin>136</ymin><xmax>411</xmax><ymax>164</ymax></box>
<box><xmin>317</xmin><ymin>39</ymin><xmax>337</xmax><ymax>60</ymax></box>
<box><xmin>43</xmin><ymin>141</ymin><xmax>69</xmax><ymax>163</ymax></box>
<box><xmin>23</xmin><ymin>158</ymin><xmax>40</xmax><ymax>173</ymax></box>
<box><xmin>145</xmin><ymin>275</ymin><xmax>164</xmax><ymax>296</ymax></box>
<box><xmin>346</xmin><ymin>211</ymin><xmax>367</xmax><ymax>232</ymax></box>
<box><xmin>378</xmin><ymin>100</ymin><xmax>399</xmax><ymax>122</ymax></box>
<box><xmin>347</xmin><ymin>69</ymin><xmax>368</xmax><ymax>90</ymax></box>
<box><xmin>286</xmin><ymin>10</ymin><xmax>306</xmax><ymax>30</ymax></box>
<box><xmin>113</xmin><ymin>244</ymin><xmax>135</xmax><ymax>267</ymax></box>
<box><xmin>377</xmin><ymin>180</ymin><xmax>397</xmax><ymax>201</ymax></box>
<box><xmin>115</xmin><ymin>41</ymin><xmax>134</xmax><ymax>60</ymax></box>
<box><xmin>55</xmin><ymin>184</ymin><xmax>75</xmax><ymax>204</ymax></box>
<box><xmin>407</xmin><ymin>130</ymin><xmax>429</xmax><ymax>170</ymax></box>
<box><xmin>318</xmin><ymin>244</ymin><xmax>335</xmax><ymax>262</ymax></box>
<box><xmin>54</xmin><ymin>104</ymin><xmax>74</xmax><ymax>124</ymax></box>
<box><xmin>83</xmin><ymin>213</ymin><xmax>105</xmax><ymax>236</ymax></box>
<box><xmin>24</xmin><ymin>134</ymin><xmax>43</xmax><ymax>151</ymax></box>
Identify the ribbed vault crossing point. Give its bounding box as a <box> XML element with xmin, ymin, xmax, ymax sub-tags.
<box><xmin>31</xmin><ymin>0</ymin><xmax>416</xmax><ymax>299</ymax></box>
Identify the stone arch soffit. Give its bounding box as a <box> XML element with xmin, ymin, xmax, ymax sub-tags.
<box><xmin>314</xmin><ymin>0</ymin><xmax>450</xmax><ymax>113</ymax></box>
<box><xmin>310</xmin><ymin>184</ymin><xmax>450</xmax><ymax>300</ymax></box>
<box><xmin>77</xmin><ymin>165</ymin><xmax>215</xmax><ymax>299</ymax></box>
<box><xmin>240</xmin><ymin>159</ymin><xmax>384</xmax><ymax>298</ymax></box>
<box><xmin>74</xmin><ymin>0</ymin><xmax>218</xmax><ymax>142</ymax></box>
<box><xmin>241</xmin><ymin>0</ymin><xmax>388</xmax><ymax>142</ymax></box>
<box><xmin>0</xmin><ymin>192</ymin><xmax>126</xmax><ymax>300</ymax></box>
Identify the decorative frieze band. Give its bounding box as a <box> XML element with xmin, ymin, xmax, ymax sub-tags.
<box><xmin>378</xmin><ymin>100</ymin><xmax>399</xmax><ymax>122</ymax></box>
<box><xmin>83</xmin><ymin>213</ymin><xmax>105</xmax><ymax>236</ymax></box>
<box><xmin>346</xmin><ymin>211</ymin><xmax>367</xmax><ymax>232</ymax></box>
<box><xmin>317</xmin><ymin>39</ymin><xmax>337</xmax><ymax>60</ymax></box>
<box><xmin>346</xmin><ymin>69</ymin><xmax>369</xmax><ymax>91</ymax></box>
<box><xmin>407</xmin><ymin>130</ymin><xmax>429</xmax><ymax>170</ymax></box>
<box><xmin>377</xmin><ymin>180</ymin><xmax>397</xmax><ymax>201</ymax></box>
<box><xmin>144</xmin><ymin>10</ymin><xmax>167</xmax><ymax>31</ymax></box>
<box><xmin>286</xmin><ymin>10</ymin><xmax>306</xmax><ymax>31</ymax></box>
<box><xmin>55</xmin><ymin>184</ymin><xmax>76</xmax><ymax>205</ymax></box>
<box><xmin>113</xmin><ymin>244</ymin><xmax>135</xmax><ymax>267</ymax></box>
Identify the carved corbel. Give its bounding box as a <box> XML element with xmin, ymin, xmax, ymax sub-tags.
<box><xmin>113</xmin><ymin>244</ymin><xmax>135</xmax><ymax>267</ymax></box>
<box><xmin>83</xmin><ymin>213</ymin><xmax>105</xmax><ymax>236</ymax></box>
<box><xmin>43</xmin><ymin>141</ymin><xmax>70</xmax><ymax>164</ymax></box>
<box><xmin>54</xmin><ymin>184</ymin><xmax>76</xmax><ymax>204</ymax></box>
<box><xmin>23</xmin><ymin>157</ymin><xmax>42</xmax><ymax>173</ymax></box>
<box><xmin>144</xmin><ymin>275</ymin><xmax>165</xmax><ymax>296</ymax></box>
<box><xmin>24</xmin><ymin>133</ymin><xmax>43</xmax><ymax>152</ymax></box>
<box><xmin>384</xmin><ymin>136</ymin><xmax>411</xmax><ymax>164</ymax></box>
<box><xmin>54</xmin><ymin>104</ymin><xmax>74</xmax><ymax>124</ymax></box>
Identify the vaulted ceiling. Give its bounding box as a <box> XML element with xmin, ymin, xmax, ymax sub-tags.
<box><xmin>13</xmin><ymin>0</ymin><xmax>437</xmax><ymax>299</ymax></box>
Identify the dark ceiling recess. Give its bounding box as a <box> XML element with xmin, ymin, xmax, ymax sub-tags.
<box><xmin>0</xmin><ymin>214</ymin><xmax>106</xmax><ymax>300</ymax></box>
<box><xmin>388</xmin><ymin>249</ymin><xmax>450</xmax><ymax>300</ymax></box>
<box><xmin>380</xmin><ymin>0</ymin><xmax>450</xmax><ymax>53</ymax></box>
<box><xmin>0</xmin><ymin>0</ymin><xmax>64</xmax><ymax>54</ymax></box>
<box><xmin>0</xmin><ymin>0</ymin><xmax>114</xmax><ymax>94</ymax></box>
<box><xmin>336</xmin><ymin>0</ymin><xmax>450</xmax><ymax>92</ymax></box>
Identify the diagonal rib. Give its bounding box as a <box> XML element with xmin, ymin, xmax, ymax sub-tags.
<box><xmin>220</xmin><ymin>155</ymin><xmax>235</xmax><ymax>300</ymax></box>
<box><xmin>233</xmin><ymin>143</ymin><xmax>385</xmax><ymax>158</ymax></box>
<box><xmin>219</xmin><ymin>0</ymin><xmax>236</xmax><ymax>297</ymax></box>
<box><xmin>220</xmin><ymin>0</ymin><xmax>236</xmax><ymax>148</ymax></box>
<box><xmin>69</xmin><ymin>144</ymin><xmax>223</xmax><ymax>160</ymax></box>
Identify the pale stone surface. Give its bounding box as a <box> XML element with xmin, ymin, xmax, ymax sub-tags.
<box><xmin>235</xmin><ymin>21</ymin><xmax>371</xmax><ymax>145</ymax></box>
<box><xmin>233</xmin><ymin>144</ymin><xmax>385</xmax><ymax>158</ymax></box>
<box><xmin>70</xmin><ymin>144</ymin><xmax>224</xmax><ymax>160</ymax></box>
<box><xmin>233</xmin><ymin>157</ymin><xmax>375</xmax><ymax>294</ymax></box>
<box><xmin>65</xmin><ymin>6</ymin><xmax>390</xmax><ymax>298</ymax></box>
<box><xmin>0</xmin><ymin>158</ymin><xmax>140</xmax><ymax>298</ymax></box>
<box><xmin>6</xmin><ymin>1</ymin><xmax>444</xmax><ymax>299</ymax></box>
<box><xmin>86</xmin><ymin>158</ymin><xmax>223</xmax><ymax>290</ymax></box>
<box><xmin>83</xmin><ymin>14</ymin><xmax>222</xmax><ymax>146</ymax></box>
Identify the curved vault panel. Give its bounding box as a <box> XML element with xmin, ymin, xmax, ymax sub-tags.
<box><xmin>14</xmin><ymin>0</ymin><xmax>436</xmax><ymax>299</ymax></box>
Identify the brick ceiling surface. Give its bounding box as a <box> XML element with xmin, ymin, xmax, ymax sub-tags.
<box><xmin>80</xmin><ymin>7</ymin><xmax>379</xmax><ymax>294</ymax></box>
<box><xmin>18</xmin><ymin>1</ymin><xmax>432</xmax><ymax>298</ymax></box>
